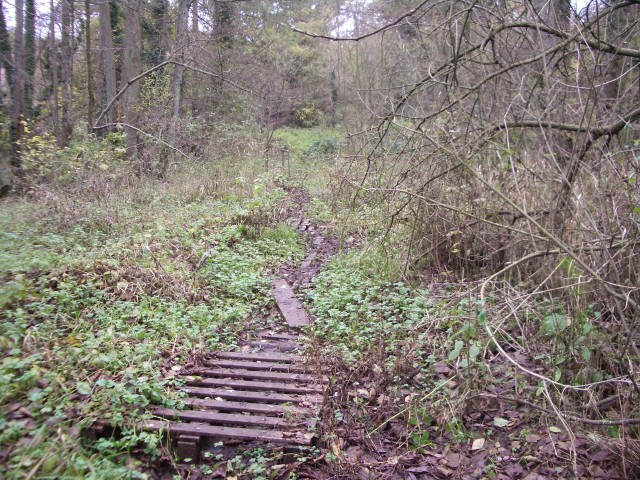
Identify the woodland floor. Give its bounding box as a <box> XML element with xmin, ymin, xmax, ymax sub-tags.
<box><xmin>0</xmin><ymin>175</ymin><xmax>634</xmax><ymax>479</ymax></box>
<box><xmin>148</xmin><ymin>188</ymin><xmax>627</xmax><ymax>480</ymax></box>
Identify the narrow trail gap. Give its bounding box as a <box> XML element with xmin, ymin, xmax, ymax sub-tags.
<box><xmin>143</xmin><ymin>186</ymin><xmax>340</xmax><ymax>474</ymax></box>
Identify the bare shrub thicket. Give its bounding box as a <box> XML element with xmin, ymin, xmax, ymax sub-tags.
<box><xmin>331</xmin><ymin>0</ymin><xmax>640</xmax><ymax>436</ymax></box>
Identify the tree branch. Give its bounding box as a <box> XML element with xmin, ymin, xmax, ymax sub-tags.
<box><xmin>93</xmin><ymin>122</ymin><xmax>189</xmax><ymax>158</ymax></box>
<box><xmin>93</xmin><ymin>60</ymin><xmax>255</xmax><ymax>131</ymax></box>
<box><xmin>290</xmin><ymin>0</ymin><xmax>430</xmax><ymax>42</ymax></box>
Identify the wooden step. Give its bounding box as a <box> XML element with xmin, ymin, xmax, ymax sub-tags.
<box><xmin>271</xmin><ymin>279</ymin><xmax>311</xmax><ymax>327</ymax></box>
<box><xmin>301</xmin><ymin>251</ymin><xmax>317</xmax><ymax>270</ymax></box>
<box><xmin>181</xmin><ymin>386</ymin><xmax>322</xmax><ymax>404</ymax></box>
<box><xmin>203</xmin><ymin>359</ymin><xmax>312</xmax><ymax>373</ymax></box>
<box><xmin>144</xmin><ymin>420</ymin><xmax>314</xmax><ymax>446</ymax></box>
<box><xmin>246</xmin><ymin>341</ymin><xmax>304</xmax><ymax>351</ymax></box>
<box><xmin>184</xmin><ymin>377</ymin><xmax>323</xmax><ymax>394</ymax></box>
<box><xmin>214</xmin><ymin>351</ymin><xmax>300</xmax><ymax>363</ymax></box>
<box><xmin>188</xmin><ymin>368</ymin><xmax>317</xmax><ymax>383</ymax></box>
<box><xmin>152</xmin><ymin>408</ymin><xmax>304</xmax><ymax>429</ymax></box>
<box><xmin>258</xmin><ymin>333</ymin><xmax>300</xmax><ymax>341</ymax></box>
<box><xmin>180</xmin><ymin>398</ymin><xmax>308</xmax><ymax>416</ymax></box>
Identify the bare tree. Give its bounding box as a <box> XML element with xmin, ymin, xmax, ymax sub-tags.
<box><xmin>11</xmin><ymin>0</ymin><xmax>25</xmax><ymax>175</ymax></box>
<box><xmin>170</xmin><ymin>0</ymin><xmax>190</xmax><ymax>119</ymax></box>
<box><xmin>85</xmin><ymin>0</ymin><xmax>95</xmax><ymax>130</ymax></box>
<box><xmin>98</xmin><ymin>0</ymin><xmax>117</xmax><ymax>132</ymax></box>
<box><xmin>60</xmin><ymin>0</ymin><xmax>73</xmax><ymax>143</ymax></box>
<box><xmin>122</xmin><ymin>0</ymin><xmax>141</xmax><ymax>158</ymax></box>
<box><xmin>24</xmin><ymin>0</ymin><xmax>35</xmax><ymax>118</ymax></box>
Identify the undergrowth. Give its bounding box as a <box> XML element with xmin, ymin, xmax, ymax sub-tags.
<box><xmin>0</xmin><ymin>160</ymin><xmax>303</xmax><ymax>478</ymax></box>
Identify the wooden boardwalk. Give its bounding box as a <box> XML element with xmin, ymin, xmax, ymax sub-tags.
<box><xmin>142</xmin><ymin>278</ymin><xmax>323</xmax><ymax>462</ymax></box>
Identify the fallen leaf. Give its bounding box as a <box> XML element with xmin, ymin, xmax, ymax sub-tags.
<box><xmin>493</xmin><ymin>417</ymin><xmax>511</xmax><ymax>427</ymax></box>
<box><xmin>443</xmin><ymin>451</ymin><xmax>463</xmax><ymax>468</ymax></box>
<box><xmin>471</xmin><ymin>438</ymin><xmax>485</xmax><ymax>450</ymax></box>
<box><xmin>525</xmin><ymin>434</ymin><xmax>541</xmax><ymax>443</ymax></box>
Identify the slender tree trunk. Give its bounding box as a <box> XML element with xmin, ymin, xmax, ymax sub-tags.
<box><xmin>192</xmin><ymin>0</ymin><xmax>198</xmax><ymax>33</ymax></box>
<box><xmin>49</xmin><ymin>0</ymin><xmax>60</xmax><ymax>142</ymax></box>
<box><xmin>11</xmin><ymin>0</ymin><xmax>25</xmax><ymax>176</ymax></box>
<box><xmin>60</xmin><ymin>0</ymin><xmax>73</xmax><ymax>144</ymax></box>
<box><xmin>170</xmin><ymin>0</ymin><xmax>190</xmax><ymax>118</ymax></box>
<box><xmin>24</xmin><ymin>0</ymin><xmax>35</xmax><ymax>119</ymax></box>
<box><xmin>0</xmin><ymin>0</ymin><xmax>13</xmax><ymax>98</ymax></box>
<box><xmin>98</xmin><ymin>0</ymin><xmax>116</xmax><ymax>130</ymax></box>
<box><xmin>0</xmin><ymin>0</ymin><xmax>13</xmax><ymax>193</ymax></box>
<box><xmin>122</xmin><ymin>0</ymin><xmax>141</xmax><ymax>158</ymax></box>
<box><xmin>85</xmin><ymin>0</ymin><xmax>95</xmax><ymax>131</ymax></box>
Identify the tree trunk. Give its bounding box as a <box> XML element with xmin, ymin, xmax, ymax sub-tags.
<box><xmin>85</xmin><ymin>0</ymin><xmax>95</xmax><ymax>131</ymax></box>
<box><xmin>24</xmin><ymin>0</ymin><xmax>35</xmax><ymax>119</ymax></box>
<box><xmin>192</xmin><ymin>0</ymin><xmax>198</xmax><ymax>33</ymax></box>
<box><xmin>98</xmin><ymin>0</ymin><xmax>117</xmax><ymax>130</ymax></box>
<box><xmin>170</xmin><ymin>0</ymin><xmax>190</xmax><ymax>119</ymax></box>
<box><xmin>122</xmin><ymin>0</ymin><xmax>141</xmax><ymax>158</ymax></box>
<box><xmin>0</xmin><ymin>0</ymin><xmax>13</xmax><ymax>99</ymax></box>
<box><xmin>49</xmin><ymin>0</ymin><xmax>60</xmax><ymax>142</ymax></box>
<box><xmin>11</xmin><ymin>0</ymin><xmax>25</xmax><ymax>177</ymax></box>
<box><xmin>60</xmin><ymin>0</ymin><xmax>73</xmax><ymax>144</ymax></box>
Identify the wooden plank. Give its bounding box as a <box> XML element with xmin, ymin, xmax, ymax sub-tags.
<box><xmin>246</xmin><ymin>341</ymin><xmax>304</xmax><ymax>352</ymax></box>
<box><xmin>203</xmin><ymin>359</ymin><xmax>311</xmax><ymax>373</ymax></box>
<box><xmin>152</xmin><ymin>408</ymin><xmax>302</xmax><ymax>429</ymax></box>
<box><xmin>215</xmin><ymin>351</ymin><xmax>299</xmax><ymax>363</ymax></box>
<box><xmin>185</xmin><ymin>377</ymin><xmax>323</xmax><ymax>394</ymax></box>
<box><xmin>188</xmin><ymin>368</ymin><xmax>317</xmax><ymax>383</ymax></box>
<box><xmin>258</xmin><ymin>333</ymin><xmax>300</xmax><ymax>341</ymax></box>
<box><xmin>180</xmin><ymin>397</ymin><xmax>308</xmax><ymax>416</ymax></box>
<box><xmin>181</xmin><ymin>386</ymin><xmax>322</xmax><ymax>404</ymax></box>
<box><xmin>271</xmin><ymin>279</ymin><xmax>311</xmax><ymax>327</ymax></box>
<box><xmin>300</xmin><ymin>251</ymin><xmax>317</xmax><ymax>270</ymax></box>
<box><xmin>144</xmin><ymin>420</ymin><xmax>314</xmax><ymax>446</ymax></box>
<box><xmin>176</xmin><ymin>434</ymin><xmax>201</xmax><ymax>461</ymax></box>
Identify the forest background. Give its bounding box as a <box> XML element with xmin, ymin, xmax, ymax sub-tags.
<box><xmin>0</xmin><ymin>0</ymin><xmax>639</xmax><ymax>478</ymax></box>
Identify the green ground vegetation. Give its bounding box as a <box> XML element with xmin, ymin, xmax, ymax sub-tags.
<box><xmin>0</xmin><ymin>134</ymin><xmax>306</xmax><ymax>478</ymax></box>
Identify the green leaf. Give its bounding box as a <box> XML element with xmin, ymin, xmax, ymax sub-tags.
<box><xmin>469</xmin><ymin>344</ymin><xmax>480</xmax><ymax>359</ymax></box>
<box><xmin>448</xmin><ymin>340</ymin><xmax>464</xmax><ymax>361</ymax></box>
<box><xmin>549</xmin><ymin>426</ymin><xmax>562</xmax><ymax>433</ymax></box>
<box><xmin>581</xmin><ymin>347</ymin><xmax>591</xmax><ymax>362</ymax></box>
<box><xmin>76</xmin><ymin>381</ymin><xmax>91</xmax><ymax>395</ymax></box>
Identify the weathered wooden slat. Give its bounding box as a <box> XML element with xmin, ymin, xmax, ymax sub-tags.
<box><xmin>246</xmin><ymin>341</ymin><xmax>304</xmax><ymax>352</ymax></box>
<box><xmin>185</xmin><ymin>377</ymin><xmax>323</xmax><ymax>394</ymax></box>
<box><xmin>152</xmin><ymin>408</ymin><xmax>302</xmax><ymax>429</ymax></box>
<box><xmin>271</xmin><ymin>279</ymin><xmax>311</xmax><ymax>327</ymax></box>
<box><xmin>188</xmin><ymin>368</ymin><xmax>317</xmax><ymax>383</ymax></box>
<box><xmin>181</xmin><ymin>386</ymin><xmax>321</xmax><ymax>404</ymax></box>
<box><xmin>300</xmin><ymin>251</ymin><xmax>317</xmax><ymax>270</ymax></box>
<box><xmin>144</xmin><ymin>420</ymin><xmax>314</xmax><ymax>446</ymax></box>
<box><xmin>203</xmin><ymin>359</ymin><xmax>311</xmax><ymax>373</ymax></box>
<box><xmin>258</xmin><ymin>332</ymin><xmax>300</xmax><ymax>341</ymax></box>
<box><xmin>215</xmin><ymin>351</ymin><xmax>299</xmax><ymax>363</ymax></box>
<box><xmin>180</xmin><ymin>397</ymin><xmax>308</xmax><ymax>416</ymax></box>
